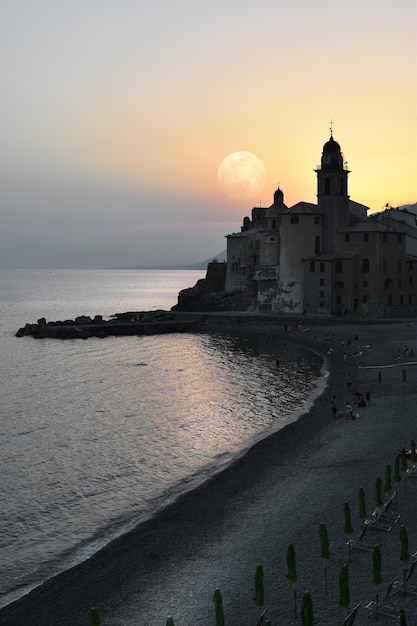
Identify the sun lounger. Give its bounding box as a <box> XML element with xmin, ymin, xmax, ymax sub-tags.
<box><xmin>364</xmin><ymin>502</ymin><xmax>394</xmax><ymax>532</ymax></box>
<box><xmin>349</xmin><ymin>524</ymin><xmax>377</xmax><ymax>551</ymax></box>
<box><xmin>365</xmin><ymin>580</ymin><xmax>398</xmax><ymax>620</ymax></box>
<box><xmin>342</xmin><ymin>601</ymin><xmax>362</xmax><ymax>625</ymax></box>
<box><xmin>393</xmin><ymin>560</ymin><xmax>417</xmax><ymax>596</ymax></box>
<box><xmin>380</xmin><ymin>490</ymin><xmax>400</xmax><ymax>523</ymax></box>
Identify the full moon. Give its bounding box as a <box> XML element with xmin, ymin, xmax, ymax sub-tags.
<box><xmin>217</xmin><ymin>151</ymin><xmax>267</xmax><ymax>200</ymax></box>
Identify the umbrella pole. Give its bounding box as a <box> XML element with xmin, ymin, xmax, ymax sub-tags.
<box><xmin>293</xmin><ymin>589</ymin><xmax>297</xmax><ymax>622</ymax></box>
<box><xmin>376</xmin><ymin>590</ymin><xmax>379</xmax><ymax>621</ymax></box>
<box><xmin>324</xmin><ymin>563</ymin><xmax>328</xmax><ymax>595</ymax></box>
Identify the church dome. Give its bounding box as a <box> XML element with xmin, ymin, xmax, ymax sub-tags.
<box><xmin>323</xmin><ymin>135</ymin><xmax>341</xmax><ymax>154</ymax></box>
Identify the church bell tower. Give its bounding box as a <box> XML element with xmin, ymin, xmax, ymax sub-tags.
<box><xmin>316</xmin><ymin>133</ymin><xmax>350</xmax><ymax>252</ymax></box>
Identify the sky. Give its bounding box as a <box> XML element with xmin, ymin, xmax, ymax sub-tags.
<box><xmin>1</xmin><ymin>0</ymin><xmax>416</xmax><ymax>268</ymax></box>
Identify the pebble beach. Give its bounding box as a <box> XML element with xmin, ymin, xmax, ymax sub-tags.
<box><xmin>1</xmin><ymin>318</ymin><xmax>417</xmax><ymax>626</ymax></box>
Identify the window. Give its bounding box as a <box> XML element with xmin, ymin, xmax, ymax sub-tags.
<box><xmin>362</xmin><ymin>295</ymin><xmax>368</xmax><ymax>304</ymax></box>
<box><xmin>336</xmin><ymin>261</ymin><xmax>343</xmax><ymax>273</ymax></box>
<box><xmin>290</xmin><ymin>216</ymin><xmax>299</xmax><ymax>224</ymax></box>
<box><xmin>362</xmin><ymin>258</ymin><xmax>370</xmax><ymax>272</ymax></box>
<box><xmin>363</xmin><ymin>233</ymin><xmax>369</xmax><ymax>242</ymax></box>
<box><xmin>320</xmin><ymin>301</ymin><xmax>324</xmax><ymax>308</ymax></box>
<box><xmin>409</xmin><ymin>262</ymin><xmax>413</xmax><ymax>271</ymax></box>
<box><xmin>344</xmin><ymin>234</ymin><xmax>350</xmax><ymax>243</ymax></box>
<box><xmin>320</xmin><ymin>291</ymin><xmax>324</xmax><ymax>298</ymax></box>
<box><xmin>362</xmin><ymin>280</ymin><xmax>368</xmax><ymax>287</ymax></box>
<box><xmin>320</xmin><ymin>278</ymin><xmax>325</xmax><ymax>286</ymax></box>
<box><xmin>324</xmin><ymin>178</ymin><xmax>330</xmax><ymax>194</ymax></box>
<box><xmin>309</xmin><ymin>262</ymin><xmax>315</xmax><ymax>272</ymax></box>
<box><xmin>383</xmin><ymin>258</ymin><xmax>387</xmax><ymax>272</ymax></box>
<box><xmin>335</xmin><ymin>281</ymin><xmax>344</xmax><ymax>289</ymax></box>
<box><xmin>315</xmin><ymin>236</ymin><xmax>321</xmax><ymax>255</ymax></box>
<box><xmin>320</xmin><ymin>262</ymin><xmax>325</xmax><ymax>273</ymax></box>
<box><xmin>398</xmin><ymin>259</ymin><xmax>402</xmax><ymax>272</ymax></box>
<box><xmin>409</xmin><ymin>276</ymin><xmax>413</xmax><ymax>287</ymax></box>
<box><xmin>271</xmin><ymin>219</ymin><xmax>276</xmax><ymax>230</ymax></box>
<box><xmin>400</xmin><ymin>295</ymin><xmax>404</xmax><ymax>305</ymax></box>
<box><xmin>314</xmin><ymin>216</ymin><xmax>320</xmax><ymax>224</ymax></box>
<box><xmin>398</xmin><ymin>279</ymin><xmax>402</xmax><ymax>288</ymax></box>
<box><xmin>409</xmin><ymin>295</ymin><xmax>412</xmax><ymax>304</ymax></box>
<box><xmin>336</xmin><ymin>296</ymin><xmax>341</xmax><ymax>304</ymax></box>
<box><xmin>340</xmin><ymin>178</ymin><xmax>345</xmax><ymax>195</ymax></box>
<box><xmin>388</xmin><ymin>295</ymin><xmax>393</xmax><ymax>305</ymax></box>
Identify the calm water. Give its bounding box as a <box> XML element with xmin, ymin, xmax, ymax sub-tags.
<box><xmin>0</xmin><ymin>269</ymin><xmax>324</xmax><ymax>608</ymax></box>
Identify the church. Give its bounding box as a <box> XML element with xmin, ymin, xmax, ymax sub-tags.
<box><xmin>225</xmin><ymin>133</ymin><xmax>417</xmax><ymax>318</ymax></box>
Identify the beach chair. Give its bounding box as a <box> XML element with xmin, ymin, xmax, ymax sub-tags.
<box><xmin>393</xmin><ymin>560</ymin><xmax>417</xmax><ymax>596</ymax></box>
<box><xmin>365</xmin><ymin>579</ymin><xmax>398</xmax><ymax>620</ymax></box>
<box><xmin>365</xmin><ymin>506</ymin><xmax>392</xmax><ymax>532</ymax></box>
<box><xmin>349</xmin><ymin>523</ymin><xmax>377</xmax><ymax>552</ymax></box>
<box><xmin>380</xmin><ymin>490</ymin><xmax>400</xmax><ymax>524</ymax></box>
<box><xmin>342</xmin><ymin>601</ymin><xmax>362</xmax><ymax>625</ymax></box>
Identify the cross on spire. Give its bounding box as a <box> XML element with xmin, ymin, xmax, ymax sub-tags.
<box><xmin>329</xmin><ymin>119</ymin><xmax>334</xmax><ymax>135</ymax></box>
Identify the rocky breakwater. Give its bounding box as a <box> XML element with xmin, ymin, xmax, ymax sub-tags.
<box><xmin>16</xmin><ymin>311</ymin><xmax>202</xmax><ymax>340</ymax></box>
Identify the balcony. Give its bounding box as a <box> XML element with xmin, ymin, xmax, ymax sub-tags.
<box><xmin>253</xmin><ymin>265</ymin><xmax>278</xmax><ymax>280</ymax></box>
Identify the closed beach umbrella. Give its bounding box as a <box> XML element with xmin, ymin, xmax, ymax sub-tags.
<box><xmin>375</xmin><ymin>477</ymin><xmax>382</xmax><ymax>507</ymax></box>
<box><xmin>400</xmin><ymin>526</ymin><xmax>410</xmax><ymax>564</ymax></box>
<box><xmin>339</xmin><ymin>564</ymin><xmax>350</xmax><ymax>609</ymax></box>
<box><xmin>89</xmin><ymin>608</ymin><xmax>100</xmax><ymax>626</ymax></box>
<box><xmin>166</xmin><ymin>618</ymin><xmax>175</xmax><ymax>626</ymax></box>
<box><xmin>384</xmin><ymin>464</ymin><xmax>392</xmax><ymax>494</ymax></box>
<box><xmin>301</xmin><ymin>591</ymin><xmax>314</xmax><ymax>626</ymax></box>
<box><xmin>319</xmin><ymin>523</ymin><xmax>330</xmax><ymax>595</ymax></box>
<box><xmin>286</xmin><ymin>543</ymin><xmax>297</xmax><ymax>582</ymax></box>
<box><xmin>213</xmin><ymin>588</ymin><xmax>225</xmax><ymax>626</ymax></box>
<box><xmin>358</xmin><ymin>486</ymin><xmax>367</xmax><ymax>519</ymax></box>
<box><xmin>372</xmin><ymin>546</ymin><xmax>382</xmax><ymax>585</ymax></box>
<box><xmin>254</xmin><ymin>564</ymin><xmax>264</xmax><ymax>606</ymax></box>
<box><xmin>286</xmin><ymin>543</ymin><xmax>297</xmax><ymax>620</ymax></box>
<box><xmin>344</xmin><ymin>502</ymin><xmax>353</xmax><ymax>535</ymax></box>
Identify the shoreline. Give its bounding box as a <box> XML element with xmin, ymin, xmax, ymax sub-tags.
<box><xmin>2</xmin><ymin>319</ymin><xmax>417</xmax><ymax>625</ymax></box>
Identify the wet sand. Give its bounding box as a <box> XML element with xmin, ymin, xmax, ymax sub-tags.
<box><xmin>1</xmin><ymin>318</ymin><xmax>417</xmax><ymax>625</ymax></box>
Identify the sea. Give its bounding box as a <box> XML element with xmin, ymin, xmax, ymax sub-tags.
<box><xmin>0</xmin><ymin>269</ymin><xmax>325</xmax><ymax>609</ymax></box>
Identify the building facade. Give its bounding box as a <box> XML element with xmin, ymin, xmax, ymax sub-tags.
<box><xmin>225</xmin><ymin>134</ymin><xmax>417</xmax><ymax>318</ymax></box>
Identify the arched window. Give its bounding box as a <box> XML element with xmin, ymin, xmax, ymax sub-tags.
<box><xmin>271</xmin><ymin>219</ymin><xmax>276</xmax><ymax>230</ymax></box>
<box><xmin>315</xmin><ymin>236</ymin><xmax>320</xmax><ymax>255</ymax></box>
<box><xmin>290</xmin><ymin>215</ymin><xmax>299</xmax><ymax>224</ymax></box>
<box><xmin>340</xmin><ymin>178</ymin><xmax>345</xmax><ymax>195</ymax></box>
<box><xmin>324</xmin><ymin>177</ymin><xmax>330</xmax><ymax>195</ymax></box>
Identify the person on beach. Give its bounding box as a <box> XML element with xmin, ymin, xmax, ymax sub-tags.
<box><xmin>366</xmin><ymin>391</ymin><xmax>371</xmax><ymax>405</ymax></box>
<box><xmin>345</xmin><ymin>401</ymin><xmax>353</xmax><ymax>419</ymax></box>
<box><xmin>346</xmin><ymin>373</ymin><xmax>352</xmax><ymax>391</ymax></box>
<box><xmin>330</xmin><ymin>396</ymin><xmax>337</xmax><ymax>417</ymax></box>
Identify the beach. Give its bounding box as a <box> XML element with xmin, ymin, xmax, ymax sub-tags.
<box><xmin>1</xmin><ymin>318</ymin><xmax>417</xmax><ymax>626</ymax></box>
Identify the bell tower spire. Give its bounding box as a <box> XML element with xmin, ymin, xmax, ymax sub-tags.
<box><xmin>316</xmin><ymin>133</ymin><xmax>350</xmax><ymax>252</ymax></box>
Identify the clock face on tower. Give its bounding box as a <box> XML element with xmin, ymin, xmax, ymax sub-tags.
<box><xmin>323</xmin><ymin>154</ymin><xmax>332</xmax><ymax>165</ymax></box>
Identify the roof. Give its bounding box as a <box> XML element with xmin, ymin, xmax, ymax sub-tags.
<box><xmin>284</xmin><ymin>201</ymin><xmax>321</xmax><ymax>215</ymax></box>
<box><xmin>302</xmin><ymin>251</ymin><xmax>357</xmax><ymax>262</ymax></box>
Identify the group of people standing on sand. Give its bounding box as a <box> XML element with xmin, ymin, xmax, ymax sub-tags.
<box><xmin>330</xmin><ymin>373</ymin><xmax>371</xmax><ymax>420</ymax></box>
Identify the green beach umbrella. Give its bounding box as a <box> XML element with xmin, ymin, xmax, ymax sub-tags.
<box><xmin>372</xmin><ymin>546</ymin><xmax>382</xmax><ymax>585</ymax></box>
<box><xmin>213</xmin><ymin>588</ymin><xmax>225</xmax><ymax>626</ymax></box>
<box><xmin>358</xmin><ymin>486</ymin><xmax>367</xmax><ymax>519</ymax></box>
<box><xmin>166</xmin><ymin>618</ymin><xmax>175</xmax><ymax>626</ymax></box>
<box><xmin>286</xmin><ymin>543</ymin><xmax>297</xmax><ymax>621</ymax></box>
<box><xmin>339</xmin><ymin>564</ymin><xmax>350</xmax><ymax>609</ymax></box>
<box><xmin>375</xmin><ymin>477</ymin><xmax>382</xmax><ymax>507</ymax></box>
<box><xmin>400</xmin><ymin>525</ymin><xmax>410</xmax><ymax>564</ymax></box>
<box><xmin>301</xmin><ymin>591</ymin><xmax>314</xmax><ymax>626</ymax></box>
<box><xmin>254</xmin><ymin>564</ymin><xmax>264</xmax><ymax>607</ymax></box>
<box><xmin>384</xmin><ymin>464</ymin><xmax>392</xmax><ymax>494</ymax></box>
<box><xmin>89</xmin><ymin>608</ymin><xmax>100</xmax><ymax>626</ymax></box>
<box><xmin>319</xmin><ymin>523</ymin><xmax>330</xmax><ymax>595</ymax></box>
<box><xmin>286</xmin><ymin>543</ymin><xmax>297</xmax><ymax>582</ymax></box>
<box><xmin>344</xmin><ymin>502</ymin><xmax>353</xmax><ymax>534</ymax></box>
